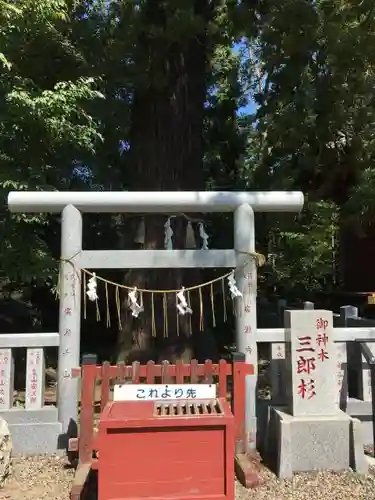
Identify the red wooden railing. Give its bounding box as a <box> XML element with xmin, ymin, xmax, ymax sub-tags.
<box><xmin>69</xmin><ymin>354</ymin><xmax>253</xmax><ymax>498</ymax></box>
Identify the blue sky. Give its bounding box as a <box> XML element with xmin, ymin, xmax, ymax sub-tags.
<box><xmin>234</xmin><ymin>42</ymin><xmax>258</xmax><ymax>116</ymax></box>
<box><xmin>240</xmin><ymin>98</ymin><xmax>257</xmax><ymax>115</ymax></box>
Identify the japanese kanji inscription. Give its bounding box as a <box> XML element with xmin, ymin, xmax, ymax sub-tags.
<box><xmin>25</xmin><ymin>348</ymin><xmax>44</xmax><ymax>410</ymax></box>
<box><xmin>0</xmin><ymin>349</ymin><xmax>13</xmax><ymax>410</ymax></box>
<box><xmin>285</xmin><ymin>309</ymin><xmax>336</xmax><ymax>416</ymax></box>
<box><xmin>113</xmin><ymin>384</ymin><xmax>216</xmax><ymax>402</ymax></box>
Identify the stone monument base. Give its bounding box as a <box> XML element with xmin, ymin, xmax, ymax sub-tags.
<box><xmin>346</xmin><ymin>398</ymin><xmax>374</xmax><ymax>445</ymax></box>
<box><xmin>265</xmin><ymin>406</ymin><xmax>368</xmax><ymax>478</ymax></box>
<box><xmin>0</xmin><ymin>407</ymin><xmax>62</xmax><ymax>455</ymax></box>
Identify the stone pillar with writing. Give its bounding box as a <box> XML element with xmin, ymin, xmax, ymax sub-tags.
<box><xmin>285</xmin><ymin>309</ymin><xmax>337</xmax><ymax>416</ymax></box>
<box><xmin>0</xmin><ymin>350</ymin><xmax>13</xmax><ymax>411</ymax></box>
<box><xmin>267</xmin><ymin>309</ymin><xmax>368</xmax><ymax>477</ymax></box>
<box><xmin>58</xmin><ymin>204</ymin><xmax>82</xmax><ymax>434</ymax></box>
<box><xmin>234</xmin><ymin>203</ymin><xmax>257</xmax><ymax>452</ymax></box>
<box><xmin>25</xmin><ymin>348</ymin><xmax>45</xmax><ymax>410</ymax></box>
<box><xmin>336</xmin><ymin>342</ymin><xmax>347</xmax><ymax>408</ymax></box>
<box><xmin>270</xmin><ymin>299</ymin><xmax>287</xmax><ymax>404</ymax></box>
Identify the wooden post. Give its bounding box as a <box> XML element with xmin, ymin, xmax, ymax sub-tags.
<box><xmin>232</xmin><ymin>352</ymin><xmax>246</xmax><ymax>454</ymax></box>
<box><xmin>79</xmin><ymin>354</ymin><xmax>97</xmax><ymax>464</ymax></box>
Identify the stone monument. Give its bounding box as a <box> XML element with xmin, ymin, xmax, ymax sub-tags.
<box><xmin>265</xmin><ymin>309</ymin><xmax>368</xmax><ymax>478</ymax></box>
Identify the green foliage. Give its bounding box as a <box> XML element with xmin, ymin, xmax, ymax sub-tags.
<box><xmin>1</xmin><ymin>0</ymin><xmax>375</xmax><ymax>302</ymax></box>
<box><xmin>0</xmin><ymin>0</ymin><xmax>102</xmax><ymax>291</ymax></box>
<box><xmin>263</xmin><ymin>201</ymin><xmax>340</xmax><ymax>297</ymax></box>
<box><xmin>243</xmin><ymin>0</ymin><xmax>375</xmax><ymax>203</ymax></box>
<box><xmin>345</xmin><ymin>168</ymin><xmax>375</xmax><ymax>230</ymax></box>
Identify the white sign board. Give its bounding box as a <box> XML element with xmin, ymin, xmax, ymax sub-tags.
<box><xmin>113</xmin><ymin>384</ymin><xmax>216</xmax><ymax>402</ymax></box>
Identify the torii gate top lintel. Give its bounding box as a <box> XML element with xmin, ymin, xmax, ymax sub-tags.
<box><xmin>8</xmin><ymin>190</ymin><xmax>304</xmax><ymax>213</ymax></box>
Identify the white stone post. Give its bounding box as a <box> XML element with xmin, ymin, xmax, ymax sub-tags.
<box><xmin>336</xmin><ymin>342</ymin><xmax>347</xmax><ymax>407</ymax></box>
<box><xmin>25</xmin><ymin>348</ymin><xmax>45</xmax><ymax>410</ymax></box>
<box><xmin>270</xmin><ymin>298</ymin><xmax>287</xmax><ymax>404</ymax></box>
<box><xmin>0</xmin><ymin>349</ymin><xmax>13</xmax><ymax>410</ymax></box>
<box><xmin>58</xmin><ymin>204</ymin><xmax>82</xmax><ymax>433</ymax></box>
<box><xmin>234</xmin><ymin>203</ymin><xmax>257</xmax><ymax>452</ymax></box>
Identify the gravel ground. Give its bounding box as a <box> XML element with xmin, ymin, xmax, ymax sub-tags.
<box><xmin>236</xmin><ymin>467</ymin><xmax>375</xmax><ymax>500</ymax></box>
<box><xmin>2</xmin><ymin>456</ymin><xmax>375</xmax><ymax>500</ymax></box>
<box><xmin>2</xmin><ymin>456</ymin><xmax>74</xmax><ymax>500</ymax></box>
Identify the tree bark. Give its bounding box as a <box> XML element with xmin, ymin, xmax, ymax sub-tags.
<box><xmin>117</xmin><ymin>2</ymin><xmax>218</xmax><ymax>363</ymax></box>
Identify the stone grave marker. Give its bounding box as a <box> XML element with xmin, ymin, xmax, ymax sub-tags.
<box><xmin>285</xmin><ymin>309</ymin><xmax>337</xmax><ymax>416</ymax></box>
<box><xmin>270</xmin><ymin>343</ymin><xmax>286</xmax><ymax>404</ymax></box>
<box><xmin>0</xmin><ymin>350</ymin><xmax>13</xmax><ymax>411</ymax></box>
<box><xmin>336</xmin><ymin>342</ymin><xmax>347</xmax><ymax>407</ymax></box>
<box><xmin>25</xmin><ymin>348</ymin><xmax>45</xmax><ymax>410</ymax></box>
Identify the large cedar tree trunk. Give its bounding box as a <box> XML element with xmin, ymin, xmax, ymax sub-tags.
<box><xmin>117</xmin><ymin>2</ymin><xmax>218</xmax><ymax>363</ymax></box>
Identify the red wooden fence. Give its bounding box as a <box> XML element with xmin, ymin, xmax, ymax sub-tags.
<box><xmin>69</xmin><ymin>354</ymin><xmax>253</xmax><ymax>499</ymax></box>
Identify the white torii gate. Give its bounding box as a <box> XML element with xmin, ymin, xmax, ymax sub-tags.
<box><xmin>8</xmin><ymin>190</ymin><xmax>304</xmax><ymax>452</ymax></box>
